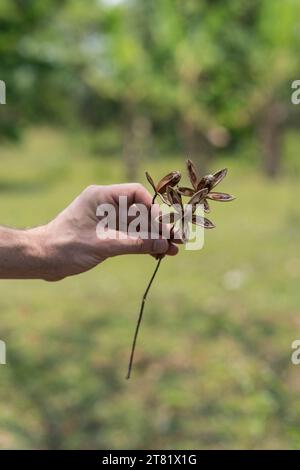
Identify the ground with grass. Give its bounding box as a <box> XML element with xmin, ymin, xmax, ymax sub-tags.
<box><xmin>0</xmin><ymin>128</ymin><xmax>299</xmax><ymax>449</ymax></box>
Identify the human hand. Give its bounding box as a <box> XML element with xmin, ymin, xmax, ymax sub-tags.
<box><xmin>36</xmin><ymin>183</ymin><xmax>178</xmax><ymax>281</ymax></box>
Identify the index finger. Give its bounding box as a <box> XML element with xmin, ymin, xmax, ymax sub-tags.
<box><xmin>105</xmin><ymin>183</ymin><xmax>153</xmax><ymax>208</ymax></box>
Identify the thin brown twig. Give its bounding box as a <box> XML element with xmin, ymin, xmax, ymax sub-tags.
<box><xmin>126</xmin><ymin>256</ymin><xmax>163</xmax><ymax>379</ymax></box>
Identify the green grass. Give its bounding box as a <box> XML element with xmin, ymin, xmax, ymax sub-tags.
<box><xmin>0</xmin><ymin>127</ymin><xmax>299</xmax><ymax>449</ymax></box>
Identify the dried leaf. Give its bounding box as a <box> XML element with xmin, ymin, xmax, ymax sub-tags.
<box><xmin>192</xmin><ymin>215</ymin><xmax>215</xmax><ymax>229</ymax></box>
<box><xmin>207</xmin><ymin>191</ymin><xmax>235</xmax><ymax>202</ymax></box>
<box><xmin>157</xmin><ymin>171</ymin><xmax>181</xmax><ymax>194</ymax></box>
<box><xmin>177</xmin><ymin>187</ymin><xmax>194</xmax><ymax>197</ymax></box>
<box><xmin>211</xmin><ymin>168</ymin><xmax>228</xmax><ymax>189</ymax></box>
<box><xmin>186</xmin><ymin>159</ymin><xmax>198</xmax><ymax>190</ymax></box>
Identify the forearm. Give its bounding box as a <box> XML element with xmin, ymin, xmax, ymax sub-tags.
<box><xmin>0</xmin><ymin>226</ymin><xmax>47</xmax><ymax>280</ymax></box>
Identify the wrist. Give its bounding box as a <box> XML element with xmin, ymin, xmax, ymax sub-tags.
<box><xmin>26</xmin><ymin>225</ymin><xmax>65</xmax><ymax>281</ymax></box>
<box><xmin>24</xmin><ymin>226</ymin><xmax>49</xmax><ymax>280</ymax></box>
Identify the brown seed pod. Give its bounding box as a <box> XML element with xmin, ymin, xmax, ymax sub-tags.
<box><xmin>177</xmin><ymin>187</ymin><xmax>194</xmax><ymax>197</ymax></box>
<box><xmin>186</xmin><ymin>159</ymin><xmax>198</xmax><ymax>190</ymax></box>
<box><xmin>167</xmin><ymin>186</ymin><xmax>183</xmax><ymax>208</ymax></box>
<box><xmin>157</xmin><ymin>171</ymin><xmax>181</xmax><ymax>194</ymax></box>
<box><xmin>211</xmin><ymin>168</ymin><xmax>228</xmax><ymax>189</ymax></box>
<box><xmin>188</xmin><ymin>188</ymin><xmax>208</xmax><ymax>206</ymax></box>
<box><xmin>206</xmin><ymin>192</ymin><xmax>235</xmax><ymax>202</ymax></box>
<box><xmin>192</xmin><ymin>215</ymin><xmax>215</xmax><ymax>229</ymax></box>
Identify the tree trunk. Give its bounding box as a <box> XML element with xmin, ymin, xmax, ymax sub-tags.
<box><xmin>180</xmin><ymin>119</ymin><xmax>212</xmax><ymax>173</ymax></box>
<box><xmin>122</xmin><ymin>103</ymin><xmax>151</xmax><ymax>181</ymax></box>
<box><xmin>259</xmin><ymin>101</ymin><xmax>286</xmax><ymax>178</ymax></box>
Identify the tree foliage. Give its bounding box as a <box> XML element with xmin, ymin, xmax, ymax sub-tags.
<box><xmin>1</xmin><ymin>0</ymin><xmax>300</xmax><ymax>175</ymax></box>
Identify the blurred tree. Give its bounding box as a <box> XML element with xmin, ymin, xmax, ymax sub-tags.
<box><xmin>1</xmin><ymin>0</ymin><xmax>300</xmax><ymax>178</ymax></box>
<box><xmin>29</xmin><ymin>0</ymin><xmax>150</xmax><ymax>179</ymax></box>
<box><xmin>76</xmin><ymin>0</ymin><xmax>263</xmax><ymax>173</ymax></box>
<box><xmin>251</xmin><ymin>0</ymin><xmax>300</xmax><ymax>177</ymax></box>
<box><xmin>132</xmin><ymin>0</ymin><xmax>262</xmax><ymax>170</ymax></box>
<box><xmin>73</xmin><ymin>0</ymin><xmax>153</xmax><ymax>179</ymax></box>
<box><xmin>0</xmin><ymin>0</ymin><xmax>72</xmax><ymax>141</ymax></box>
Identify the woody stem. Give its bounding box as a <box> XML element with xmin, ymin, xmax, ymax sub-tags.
<box><xmin>126</xmin><ymin>256</ymin><xmax>163</xmax><ymax>379</ymax></box>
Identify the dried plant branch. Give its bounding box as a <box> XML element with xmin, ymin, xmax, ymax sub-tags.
<box><xmin>126</xmin><ymin>160</ymin><xmax>235</xmax><ymax>379</ymax></box>
<box><xmin>126</xmin><ymin>191</ymin><xmax>165</xmax><ymax>379</ymax></box>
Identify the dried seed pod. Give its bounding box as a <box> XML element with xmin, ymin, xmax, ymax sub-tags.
<box><xmin>145</xmin><ymin>170</ymin><xmax>181</xmax><ymax>196</ymax></box>
<box><xmin>157</xmin><ymin>193</ymin><xmax>172</xmax><ymax>206</ymax></box>
<box><xmin>156</xmin><ymin>171</ymin><xmax>181</xmax><ymax>194</ymax></box>
<box><xmin>177</xmin><ymin>187</ymin><xmax>195</xmax><ymax>197</ymax></box>
<box><xmin>145</xmin><ymin>172</ymin><xmax>157</xmax><ymax>193</ymax></box>
<box><xmin>197</xmin><ymin>174</ymin><xmax>215</xmax><ymax>191</ymax></box>
<box><xmin>186</xmin><ymin>159</ymin><xmax>198</xmax><ymax>190</ymax></box>
<box><xmin>206</xmin><ymin>191</ymin><xmax>235</xmax><ymax>201</ymax></box>
<box><xmin>167</xmin><ymin>186</ymin><xmax>183</xmax><ymax>208</ymax></box>
<box><xmin>192</xmin><ymin>215</ymin><xmax>215</xmax><ymax>229</ymax></box>
<box><xmin>211</xmin><ymin>168</ymin><xmax>228</xmax><ymax>189</ymax></box>
<box><xmin>188</xmin><ymin>188</ymin><xmax>208</xmax><ymax>206</ymax></box>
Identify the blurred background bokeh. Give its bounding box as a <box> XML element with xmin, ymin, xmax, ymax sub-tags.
<box><xmin>0</xmin><ymin>0</ymin><xmax>300</xmax><ymax>449</ymax></box>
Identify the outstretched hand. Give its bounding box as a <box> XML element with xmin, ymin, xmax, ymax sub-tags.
<box><xmin>37</xmin><ymin>183</ymin><xmax>178</xmax><ymax>281</ymax></box>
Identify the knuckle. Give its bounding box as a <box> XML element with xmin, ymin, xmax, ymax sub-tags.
<box><xmin>135</xmin><ymin>236</ymin><xmax>146</xmax><ymax>253</ymax></box>
<box><xmin>132</xmin><ymin>182</ymin><xmax>144</xmax><ymax>192</ymax></box>
<box><xmin>83</xmin><ymin>184</ymin><xmax>98</xmax><ymax>197</ymax></box>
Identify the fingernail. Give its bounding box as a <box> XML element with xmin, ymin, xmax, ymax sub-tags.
<box><xmin>153</xmin><ymin>239</ymin><xmax>168</xmax><ymax>253</ymax></box>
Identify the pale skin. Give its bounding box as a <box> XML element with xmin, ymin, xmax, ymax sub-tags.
<box><xmin>0</xmin><ymin>184</ymin><xmax>178</xmax><ymax>281</ymax></box>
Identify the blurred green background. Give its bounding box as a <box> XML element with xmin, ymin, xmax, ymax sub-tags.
<box><xmin>1</xmin><ymin>0</ymin><xmax>300</xmax><ymax>449</ymax></box>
